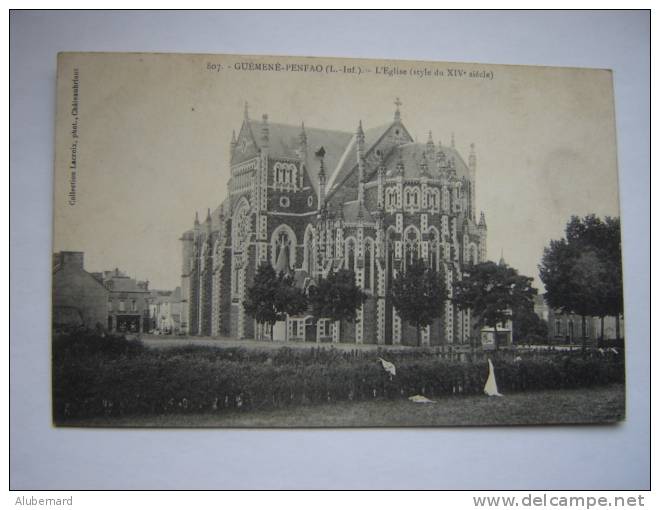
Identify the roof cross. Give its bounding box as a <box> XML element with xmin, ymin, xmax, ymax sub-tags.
<box><xmin>394</xmin><ymin>97</ymin><xmax>402</xmax><ymax>122</ymax></box>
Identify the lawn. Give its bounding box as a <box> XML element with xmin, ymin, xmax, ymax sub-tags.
<box><xmin>61</xmin><ymin>383</ymin><xmax>625</xmax><ymax>428</ymax></box>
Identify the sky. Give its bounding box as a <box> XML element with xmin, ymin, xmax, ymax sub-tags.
<box><xmin>53</xmin><ymin>53</ymin><xmax>620</xmax><ymax>291</ymax></box>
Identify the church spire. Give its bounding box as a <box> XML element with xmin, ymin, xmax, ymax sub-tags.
<box><xmin>426</xmin><ymin>131</ymin><xmax>435</xmax><ymax>159</ymax></box>
<box><xmin>451</xmin><ymin>132</ymin><xmax>456</xmax><ymax>148</ymax></box>
<box><xmin>479</xmin><ymin>211</ymin><xmax>487</xmax><ymax>229</ymax></box>
<box><xmin>394</xmin><ymin>97</ymin><xmax>402</xmax><ymax>122</ymax></box>
<box><xmin>194</xmin><ymin>211</ymin><xmax>199</xmax><ymax>225</ymax></box>
<box><xmin>420</xmin><ymin>150</ymin><xmax>430</xmax><ymax>176</ymax></box>
<box><xmin>315</xmin><ymin>146</ymin><xmax>326</xmax><ymax>211</ymax></box>
<box><xmin>448</xmin><ymin>156</ymin><xmax>457</xmax><ymax>179</ymax></box>
<box><xmin>230</xmin><ymin>129</ymin><xmax>237</xmax><ymax>153</ymax></box>
<box><xmin>299</xmin><ymin>121</ymin><xmax>307</xmax><ymax>147</ymax></box>
<box><xmin>356</xmin><ymin>120</ymin><xmax>366</xmax><ymax>207</ymax></box>
<box><xmin>243</xmin><ymin>101</ymin><xmax>249</xmax><ymax>121</ymax></box>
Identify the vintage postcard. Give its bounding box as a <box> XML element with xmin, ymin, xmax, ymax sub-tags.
<box><xmin>52</xmin><ymin>52</ymin><xmax>625</xmax><ymax>427</ymax></box>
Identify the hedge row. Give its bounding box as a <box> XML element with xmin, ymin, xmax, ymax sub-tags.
<box><xmin>53</xmin><ymin>343</ymin><xmax>624</xmax><ymax>420</ymax></box>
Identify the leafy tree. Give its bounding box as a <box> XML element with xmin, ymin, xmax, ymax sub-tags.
<box><xmin>243</xmin><ymin>263</ymin><xmax>308</xmax><ymax>340</ymax></box>
<box><xmin>309</xmin><ymin>269</ymin><xmax>368</xmax><ymax>337</ymax></box>
<box><xmin>453</xmin><ymin>261</ymin><xmax>537</xmax><ymax>349</ymax></box>
<box><xmin>539</xmin><ymin>215</ymin><xmax>623</xmax><ymax>344</ymax></box>
<box><xmin>512</xmin><ymin>304</ymin><xmax>548</xmax><ymax>344</ymax></box>
<box><xmin>389</xmin><ymin>258</ymin><xmax>446</xmax><ymax>346</ymax></box>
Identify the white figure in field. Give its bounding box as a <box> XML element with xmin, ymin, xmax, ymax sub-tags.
<box><xmin>484</xmin><ymin>358</ymin><xmax>503</xmax><ymax>397</ymax></box>
<box><xmin>378</xmin><ymin>358</ymin><xmax>396</xmax><ymax>379</ymax></box>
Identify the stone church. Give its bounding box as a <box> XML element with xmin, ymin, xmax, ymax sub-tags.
<box><xmin>180</xmin><ymin>100</ymin><xmax>488</xmax><ymax>346</ymax></box>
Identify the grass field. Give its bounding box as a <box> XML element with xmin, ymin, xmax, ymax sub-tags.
<box><xmin>61</xmin><ymin>383</ymin><xmax>625</xmax><ymax>428</ymax></box>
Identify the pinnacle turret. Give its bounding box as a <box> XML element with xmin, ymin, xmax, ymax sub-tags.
<box><xmin>426</xmin><ymin>131</ymin><xmax>435</xmax><ymax>159</ymax></box>
<box><xmin>478</xmin><ymin>211</ymin><xmax>487</xmax><ymax>229</ymax></box>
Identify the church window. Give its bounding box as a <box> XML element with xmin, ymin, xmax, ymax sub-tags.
<box><xmin>568</xmin><ymin>320</ymin><xmax>574</xmax><ymax>340</ymax></box>
<box><xmin>428</xmin><ymin>229</ymin><xmax>438</xmax><ymax>271</ymax></box>
<box><xmin>307</xmin><ymin>196</ymin><xmax>313</xmax><ymax>207</ymax></box>
<box><xmin>386</xmin><ymin>189</ymin><xmax>395</xmax><ymax>208</ymax></box>
<box><xmin>275</xmin><ymin>230</ymin><xmax>291</xmax><ymax>264</ymax></box>
<box><xmin>386</xmin><ymin>229</ymin><xmax>396</xmax><ymax>289</ymax></box>
<box><xmin>555</xmin><ymin>319</ymin><xmax>561</xmax><ymax>336</ymax></box>
<box><xmin>364</xmin><ymin>238</ymin><xmax>373</xmax><ymax>291</ymax></box>
<box><xmin>346</xmin><ymin>239</ymin><xmax>356</xmax><ymax>271</ymax></box>
<box><xmin>403</xmin><ymin>228</ymin><xmax>420</xmax><ymax>271</ymax></box>
<box><xmin>318</xmin><ymin>320</ymin><xmax>326</xmax><ymax>337</ymax></box>
<box><xmin>274</xmin><ymin>162</ymin><xmax>298</xmax><ymax>186</ymax></box>
<box><xmin>304</xmin><ymin>227</ymin><xmax>315</xmax><ymax>274</ymax></box>
<box><xmin>232</xmin><ymin>202</ymin><xmax>251</xmax><ymax>254</ymax></box>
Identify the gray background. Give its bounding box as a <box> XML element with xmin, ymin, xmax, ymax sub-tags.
<box><xmin>10</xmin><ymin>10</ymin><xmax>650</xmax><ymax>489</ymax></box>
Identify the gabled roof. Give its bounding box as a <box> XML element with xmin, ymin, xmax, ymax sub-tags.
<box><xmin>342</xmin><ymin>200</ymin><xmax>374</xmax><ymax>223</ymax></box>
<box><xmin>325</xmin><ymin>122</ymin><xmax>394</xmax><ymax>193</ymax></box>
<box><xmin>380</xmin><ymin>143</ymin><xmax>471</xmax><ymax>181</ymax></box>
<box><xmin>105</xmin><ymin>276</ymin><xmax>148</xmax><ymax>293</ymax></box>
<box><xmin>53</xmin><ymin>263</ymin><xmax>110</xmax><ymax>293</ymax></box>
<box><xmin>245</xmin><ymin>120</ymin><xmax>353</xmax><ymax>195</ymax></box>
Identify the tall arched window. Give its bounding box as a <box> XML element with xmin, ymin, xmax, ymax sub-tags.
<box><xmin>428</xmin><ymin>228</ymin><xmax>439</xmax><ymax>271</ymax></box>
<box><xmin>275</xmin><ymin>230</ymin><xmax>290</xmax><ymax>263</ymax></box>
<box><xmin>304</xmin><ymin>226</ymin><xmax>315</xmax><ymax>274</ymax></box>
<box><xmin>403</xmin><ymin>227</ymin><xmax>420</xmax><ymax>271</ymax></box>
<box><xmin>386</xmin><ymin>228</ymin><xmax>396</xmax><ymax>288</ymax></box>
<box><xmin>345</xmin><ymin>238</ymin><xmax>356</xmax><ymax>271</ymax></box>
<box><xmin>270</xmin><ymin>224</ymin><xmax>297</xmax><ymax>270</ymax></box>
<box><xmin>364</xmin><ymin>238</ymin><xmax>373</xmax><ymax>291</ymax></box>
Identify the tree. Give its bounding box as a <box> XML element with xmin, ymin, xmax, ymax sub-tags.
<box><xmin>243</xmin><ymin>263</ymin><xmax>307</xmax><ymax>340</ymax></box>
<box><xmin>453</xmin><ymin>261</ymin><xmax>537</xmax><ymax>349</ymax></box>
<box><xmin>512</xmin><ymin>304</ymin><xmax>548</xmax><ymax>344</ymax></box>
<box><xmin>539</xmin><ymin>215</ymin><xmax>623</xmax><ymax>344</ymax></box>
<box><xmin>308</xmin><ymin>269</ymin><xmax>367</xmax><ymax>338</ymax></box>
<box><xmin>389</xmin><ymin>258</ymin><xmax>446</xmax><ymax>346</ymax></box>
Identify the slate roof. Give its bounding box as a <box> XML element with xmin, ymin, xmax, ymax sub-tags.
<box><xmin>325</xmin><ymin>123</ymin><xmax>393</xmax><ymax>193</ymax></box>
<box><xmin>105</xmin><ymin>275</ymin><xmax>148</xmax><ymax>293</ymax></box>
<box><xmin>247</xmin><ymin>121</ymin><xmax>353</xmax><ymax>195</ymax></box>
<box><xmin>341</xmin><ymin>200</ymin><xmax>374</xmax><ymax>223</ymax></box>
<box><xmin>381</xmin><ymin>142</ymin><xmax>471</xmax><ymax>180</ymax></box>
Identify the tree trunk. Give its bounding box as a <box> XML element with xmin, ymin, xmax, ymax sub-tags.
<box><xmin>600</xmin><ymin>316</ymin><xmax>605</xmax><ymax>345</ymax></box>
<box><xmin>581</xmin><ymin>315</ymin><xmax>587</xmax><ymax>351</ymax></box>
<box><xmin>493</xmin><ymin>322</ymin><xmax>498</xmax><ymax>351</ymax></box>
<box><xmin>416</xmin><ymin>322</ymin><xmax>421</xmax><ymax>347</ymax></box>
